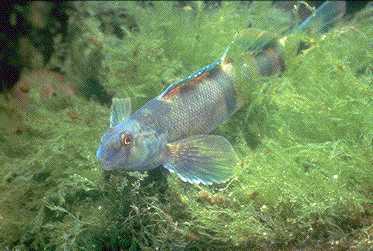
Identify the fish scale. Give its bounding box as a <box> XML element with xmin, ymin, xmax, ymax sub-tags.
<box><xmin>132</xmin><ymin>62</ymin><xmax>237</xmax><ymax>143</ymax></box>
<box><xmin>97</xmin><ymin>1</ymin><xmax>347</xmax><ymax>184</ymax></box>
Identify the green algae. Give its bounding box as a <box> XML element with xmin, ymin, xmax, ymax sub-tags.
<box><xmin>0</xmin><ymin>1</ymin><xmax>372</xmax><ymax>250</ymax></box>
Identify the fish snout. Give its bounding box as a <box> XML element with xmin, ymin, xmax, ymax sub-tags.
<box><xmin>96</xmin><ymin>145</ymin><xmax>115</xmax><ymax>170</ymax></box>
<box><xmin>96</xmin><ymin>143</ymin><xmax>127</xmax><ymax>171</ymax></box>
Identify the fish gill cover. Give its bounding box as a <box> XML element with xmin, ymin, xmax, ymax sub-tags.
<box><xmin>0</xmin><ymin>1</ymin><xmax>372</xmax><ymax>250</ymax></box>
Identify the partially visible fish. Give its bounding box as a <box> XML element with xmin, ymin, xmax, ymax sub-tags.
<box><xmin>97</xmin><ymin>55</ymin><xmax>238</xmax><ymax>185</ymax></box>
<box><xmin>248</xmin><ymin>1</ymin><xmax>347</xmax><ymax>76</ymax></box>
<box><xmin>293</xmin><ymin>1</ymin><xmax>346</xmax><ymax>34</ymax></box>
<box><xmin>96</xmin><ymin>1</ymin><xmax>346</xmax><ymax>185</ymax></box>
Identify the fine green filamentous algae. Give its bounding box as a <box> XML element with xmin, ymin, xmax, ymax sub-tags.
<box><xmin>0</xmin><ymin>1</ymin><xmax>372</xmax><ymax>250</ymax></box>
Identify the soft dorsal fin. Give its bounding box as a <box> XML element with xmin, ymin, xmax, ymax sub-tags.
<box><xmin>110</xmin><ymin>97</ymin><xmax>132</xmax><ymax>127</ymax></box>
<box><xmin>159</xmin><ymin>56</ymin><xmax>225</xmax><ymax>100</ymax></box>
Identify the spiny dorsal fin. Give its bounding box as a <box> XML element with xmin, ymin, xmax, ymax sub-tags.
<box><xmin>159</xmin><ymin>56</ymin><xmax>225</xmax><ymax>100</ymax></box>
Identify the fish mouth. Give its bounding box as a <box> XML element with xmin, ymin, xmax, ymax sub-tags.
<box><xmin>98</xmin><ymin>157</ymin><xmax>123</xmax><ymax>171</ymax></box>
<box><xmin>97</xmin><ymin>156</ymin><xmax>118</xmax><ymax>171</ymax></box>
<box><xmin>96</xmin><ymin>145</ymin><xmax>129</xmax><ymax>171</ymax></box>
<box><xmin>99</xmin><ymin>159</ymin><xmax>116</xmax><ymax>170</ymax></box>
<box><xmin>96</xmin><ymin>146</ymin><xmax>117</xmax><ymax>171</ymax></box>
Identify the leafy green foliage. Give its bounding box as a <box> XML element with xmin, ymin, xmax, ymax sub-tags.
<box><xmin>0</xmin><ymin>1</ymin><xmax>372</xmax><ymax>250</ymax></box>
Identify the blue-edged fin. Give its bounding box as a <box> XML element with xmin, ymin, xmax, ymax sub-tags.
<box><xmin>110</xmin><ymin>97</ymin><xmax>132</xmax><ymax>127</ymax></box>
<box><xmin>159</xmin><ymin>57</ymin><xmax>223</xmax><ymax>100</ymax></box>
<box><xmin>162</xmin><ymin>135</ymin><xmax>238</xmax><ymax>185</ymax></box>
<box><xmin>294</xmin><ymin>1</ymin><xmax>346</xmax><ymax>34</ymax></box>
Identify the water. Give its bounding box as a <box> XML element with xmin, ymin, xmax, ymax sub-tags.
<box><xmin>0</xmin><ymin>1</ymin><xmax>371</xmax><ymax>250</ymax></box>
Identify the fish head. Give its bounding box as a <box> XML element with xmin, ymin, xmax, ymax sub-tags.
<box><xmin>96</xmin><ymin>118</ymin><xmax>165</xmax><ymax>171</ymax></box>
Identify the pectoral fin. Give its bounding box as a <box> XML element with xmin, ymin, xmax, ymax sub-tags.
<box><xmin>162</xmin><ymin>135</ymin><xmax>238</xmax><ymax>185</ymax></box>
<box><xmin>110</xmin><ymin>97</ymin><xmax>132</xmax><ymax>127</ymax></box>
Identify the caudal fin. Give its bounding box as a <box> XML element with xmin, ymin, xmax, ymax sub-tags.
<box><xmin>293</xmin><ymin>1</ymin><xmax>346</xmax><ymax>34</ymax></box>
<box><xmin>232</xmin><ymin>1</ymin><xmax>346</xmax><ymax>79</ymax></box>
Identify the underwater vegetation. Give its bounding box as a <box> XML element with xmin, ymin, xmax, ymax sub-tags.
<box><xmin>0</xmin><ymin>1</ymin><xmax>372</xmax><ymax>250</ymax></box>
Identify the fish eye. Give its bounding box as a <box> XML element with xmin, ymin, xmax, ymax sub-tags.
<box><xmin>120</xmin><ymin>133</ymin><xmax>132</xmax><ymax>146</ymax></box>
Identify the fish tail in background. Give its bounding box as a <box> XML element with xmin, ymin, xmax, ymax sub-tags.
<box><xmin>294</xmin><ymin>1</ymin><xmax>346</xmax><ymax>35</ymax></box>
<box><xmin>252</xmin><ymin>1</ymin><xmax>346</xmax><ymax>75</ymax></box>
<box><xmin>230</xmin><ymin>1</ymin><xmax>347</xmax><ymax>87</ymax></box>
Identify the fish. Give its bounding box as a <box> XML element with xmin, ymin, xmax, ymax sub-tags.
<box><xmin>293</xmin><ymin>1</ymin><xmax>346</xmax><ymax>34</ymax></box>
<box><xmin>97</xmin><ymin>54</ymin><xmax>239</xmax><ymax>185</ymax></box>
<box><xmin>96</xmin><ymin>1</ymin><xmax>346</xmax><ymax>185</ymax></box>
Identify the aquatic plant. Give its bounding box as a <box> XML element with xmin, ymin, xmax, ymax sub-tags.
<box><xmin>0</xmin><ymin>1</ymin><xmax>371</xmax><ymax>250</ymax></box>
